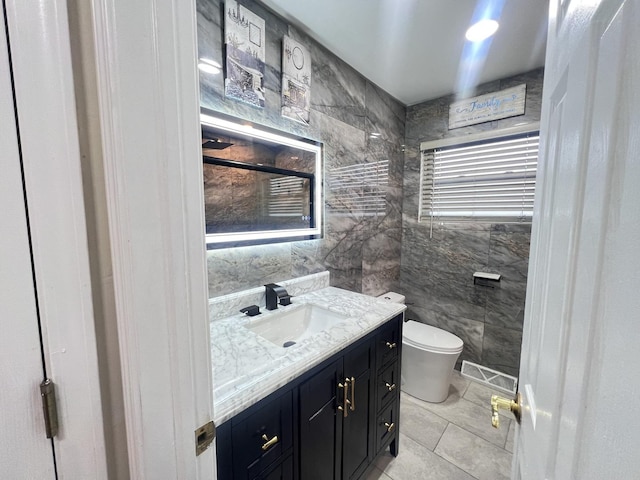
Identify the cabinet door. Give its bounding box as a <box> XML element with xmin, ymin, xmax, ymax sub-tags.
<box><xmin>342</xmin><ymin>341</ymin><xmax>373</xmax><ymax>480</ymax></box>
<box><xmin>232</xmin><ymin>391</ymin><xmax>293</xmax><ymax>479</ymax></box>
<box><xmin>299</xmin><ymin>359</ymin><xmax>342</xmax><ymax>480</ymax></box>
<box><xmin>375</xmin><ymin>315</ymin><xmax>401</xmax><ymax>370</ymax></box>
<box><xmin>375</xmin><ymin>400</ymin><xmax>399</xmax><ymax>455</ymax></box>
<box><xmin>254</xmin><ymin>455</ymin><xmax>293</xmax><ymax>480</ymax></box>
<box><xmin>376</xmin><ymin>361</ymin><xmax>399</xmax><ymax>412</ymax></box>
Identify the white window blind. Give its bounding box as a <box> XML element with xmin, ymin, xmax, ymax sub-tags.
<box><xmin>268</xmin><ymin>176</ymin><xmax>304</xmax><ymax>216</ymax></box>
<box><xmin>419</xmin><ymin>132</ymin><xmax>538</xmax><ymax>223</ymax></box>
<box><xmin>330</xmin><ymin>160</ymin><xmax>389</xmax><ymax>215</ymax></box>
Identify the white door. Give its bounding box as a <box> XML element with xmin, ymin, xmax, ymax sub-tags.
<box><xmin>514</xmin><ymin>0</ymin><xmax>640</xmax><ymax>478</ymax></box>
<box><xmin>0</xmin><ymin>13</ymin><xmax>56</xmax><ymax>478</ymax></box>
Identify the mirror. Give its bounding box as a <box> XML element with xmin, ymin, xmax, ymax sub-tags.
<box><xmin>201</xmin><ymin>112</ymin><xmax>322</xmax><ymax>248</ymax></box>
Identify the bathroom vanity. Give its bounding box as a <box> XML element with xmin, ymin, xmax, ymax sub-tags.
<box><xmin>209</xmin><ymin>274</ymin><xmax>405</xmax><ymax>480</ymax></box>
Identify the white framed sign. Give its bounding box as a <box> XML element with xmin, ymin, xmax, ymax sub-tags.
<box><xmin>282</xmin><ymin>35</ymin><xmax>311</xmax><ymax>125</ymax></box>
<box><xmin>449</xmin><ymin>84</ymin><xmax>526</xmax><ymax>129</ymax></box>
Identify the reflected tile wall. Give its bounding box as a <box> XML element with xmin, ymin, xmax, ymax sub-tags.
<box><xmin>198</xmin><ymin>0</ymin><xmax>405</xmax><ymax>297</ymax></box>
<box><xmin>399</xmin><ymin>69</ymin><xmax>543</xmax><ymax>376</ymax></box>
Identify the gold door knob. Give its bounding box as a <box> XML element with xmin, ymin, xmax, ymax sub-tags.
<box><xmin>385</xmin><ymin>341</ymin><xmax>397</xmax><ymax>349</ymax></box>
<box><xmin>491</xmin><ymin>392</ymin><xmax>522</xmax><ymax>428</ymax></box>
<box><xmin>384</xmin><ymin>422</ymin><xmax>395</xmax><ymax>433</ymax></box>
<box><xmin>385</xmin><ymin>382</ymin><xmax>396</xmax><ymax>392</ymax></box>
<box><xmin>261</xmin><ymin>433</ymin><xmax>279</xmax><ymax>450</ymax></box>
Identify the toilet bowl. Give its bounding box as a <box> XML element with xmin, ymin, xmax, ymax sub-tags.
<box><xmin>402</xmin><ymin>320</ymin><xmax>464</xmax><ymax>403</ymax></box>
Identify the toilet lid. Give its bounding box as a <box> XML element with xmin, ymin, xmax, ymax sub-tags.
<box><xmin>403</xmin><ymin>320</ymin><xmax>464</xmax><ymax>353</ymax></box>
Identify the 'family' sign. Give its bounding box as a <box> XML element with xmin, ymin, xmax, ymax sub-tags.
<box><xmin>448</xmin><ymin>84</ymin><xmax>526</xmax><ymax>129</ymax></box>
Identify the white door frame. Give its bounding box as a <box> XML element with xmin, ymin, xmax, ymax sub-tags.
<box><xmin>86</xmin><ymin>0</ymin><xmax>215</xmax><ymax>478</ymax></box>
<box><xmin>6</xmin><ymin>0</ymin><xmax>214</xmax><ymax>477</ymax></box>
<box><xmin>4</xmin><ymin>0</ymin><xmax>108</xmax><ymax>477</ymax></box>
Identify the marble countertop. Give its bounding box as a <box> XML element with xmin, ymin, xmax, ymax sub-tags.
<box><xmin>210</xmin><ymin>286</ymin><xmax>406</xmax><ymax>425</ymax></box>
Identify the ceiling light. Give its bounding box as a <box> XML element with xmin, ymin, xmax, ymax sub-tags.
<box><xmin>198</xmin><ymin>57</ymin><xmax>221</xmax><ymax>75</ymax></box>
<box><xmin>465</xmin><ymin>19</ymin><xmax>499</xmax><ymax>42</ymax></box>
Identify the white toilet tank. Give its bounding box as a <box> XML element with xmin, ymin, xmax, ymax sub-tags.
<box><xmin>402</xmin><ymin>320</ymin><xmax>464</xmax><ymax>403</ymax></box>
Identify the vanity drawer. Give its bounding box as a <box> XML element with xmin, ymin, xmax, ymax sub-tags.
<box><xmin>252</xmin><ymin>455</ymin><xmax>293</xmax><ymax>480</ymax></box>
<box><xmin>375</xmin><ymin>315</ymin><xmax>401</xmax><ymax>369</ymax></box>
<box><xmin>376</xmin><ymin>361</ymin><xmax>399</xmax><ymax>411</ymax></box>
<box><xmin>232</xmin><ymin>391</ymin><xmax>293</xmax><ymax>479</ymax></box>
<box><xmin>375</xmin><ymin>400</ymin><xmax>399</xmax><ymax>454</ymax></box>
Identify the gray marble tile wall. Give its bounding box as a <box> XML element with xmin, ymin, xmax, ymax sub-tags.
<box><xmin>198</xmin><ymin>0</ymin><xmax>405</xmax><ymax>298</ymax></box>
<box><xmin>398</xmin><ymin>68</ymin><xmax>544</xmax><ymax>377</ymax></box>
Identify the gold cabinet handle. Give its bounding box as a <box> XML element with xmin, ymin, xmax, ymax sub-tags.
<box><xmin>385</xmin><ymin>382</ymin><xmax>396</xmax><ymax>392</ymax></box>
<box><xmin>384</xmin><ymin>422</ymin><xmax>395</xmax><ymax>433</ymax></box>
<box><xmin>385</xmin><ymin>341</ymin><xmax>397</xmax><ymax>349</ymax></box>
<box><xmin>349</xmin><ymin>376</ymin><xmax>356</xmax><ymax>412</ymax></box>
<box><xmin>261</xmin><ymin>433</ymin><xmax>279</xmax><ymax>451</ymax></box>
<box><xmin>338</xmin><ymin>380</ymin><xmax>349</xmax><ymax>418</ymax></box>
<box><xmin>491</xmin><ymin>392</ymin><xmax>522</xmax><ymax>428</ymax></box>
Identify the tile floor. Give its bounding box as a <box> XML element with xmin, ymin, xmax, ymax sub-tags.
<box><xmin>368</xmin><ymin>371</ymin><xmax>515</xmax><ymax>480</ymax></box>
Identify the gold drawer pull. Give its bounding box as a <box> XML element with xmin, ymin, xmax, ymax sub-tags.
<box><xmin>349</xmin><ymin>376</ymin><xmax>356</xmax><ymax>412</ymax></box>
<box><xmin>385</xmin><ymin>341</ymin><xmax>397</xmax><ymax>349</ymax></box>
<box><xmin>261</xmin><ymin>434</ymin><xmax>279</xmax><ymax>451</ymax></box>
<box><xmin>385</xmin><ymin>382</ymin><xmax>396</xmax><ymax>392</ymax></box>
<box><xmin>338</xmin><ymin>381</ymin><xmax>349</xmax><ymax>418</ymax></box>
<box><xmin>384</xmin><ymin>422</ymin><xmax>395</xmax><ymax>433</ymax></box>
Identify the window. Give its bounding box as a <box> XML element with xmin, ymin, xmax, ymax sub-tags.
<box><xmin>419</xmin><ymin>130</ymin><xmax>539</xmax><ymax>224</ymax></box>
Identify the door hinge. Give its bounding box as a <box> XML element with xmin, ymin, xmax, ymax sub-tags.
<box><xmin>40</xmin><ymin>378</ymin><xmax>59</xmax><ymax>438</ymax></box>
<box><xmin>195</xmin><ymin>420</ymin><xmax>216</xmax><ymax>456</ymax></box>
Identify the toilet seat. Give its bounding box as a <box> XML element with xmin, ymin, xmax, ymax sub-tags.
<box><xmin>403</xmin><ymin>320</ymin><xmax>463</xmax><ymax>354</ymax></box>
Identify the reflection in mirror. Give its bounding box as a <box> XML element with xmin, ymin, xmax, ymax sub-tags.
<box><xmin>201</xmin><ymin>112</ymin><xmax>322</xmax><ymax>248</ymax></box>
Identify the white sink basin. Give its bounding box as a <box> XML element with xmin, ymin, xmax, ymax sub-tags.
<box><xmin>245</xmin><ymin>304</ymin><xmax>348</xmax><ymax>347</ymax></box>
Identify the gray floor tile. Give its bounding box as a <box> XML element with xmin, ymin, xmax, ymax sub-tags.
<box><xmin>463</xmin><ymin>380</ymin><xmax>514</xmax><ymax>421</ymax></box>
<box><xmin>400</xmin><ymin>395</ymin><xmax>449</xmax><ymax>450</ymax></box>
<box><xmin>376</xmin><ymin>433</ymin><xmax>476</xmax><ymax>480</ymax></box>
<box><xmin>463</xmin><ymin>379</ymin><xmax>504</xmax><ymax>408</ymax></box>
<box><xmin>435</xmin><ymin>423</ymin><xmax>513</xmax><ymax>480</ymax></box>
<box><xmin>365</xmin><ymin>466</ymin><xmax>393</xmax><ymax>480</ymax></box>
<box><xmin>402</xmin><ymin>390</ymin><xmax>510</xmax><ymax>448</ymax></box>
<box><xmin>450</xmin><ymin>370</ymin><xmax>471</xmax><ymax>397</ymax></box>
<box><xmin>505</xmin><ymin>420</ymin><xmax>516</xmax><ymax>453</ymax></box>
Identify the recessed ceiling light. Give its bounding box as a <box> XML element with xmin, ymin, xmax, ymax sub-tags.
<box><xmin>198</xmin><ymin>57</ymin><xmax>221</xmax><ymax>75</ymax></box>
<box><xmin>465</xmin><ymin>19</ymin><xmax>499</xmax><ymax>42</ymax></box>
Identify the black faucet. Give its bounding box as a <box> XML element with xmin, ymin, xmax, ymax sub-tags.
<box><xmin>264</xmin><ymin>283</ymin><xmax>292</xmax><ymax>310</ymax></box>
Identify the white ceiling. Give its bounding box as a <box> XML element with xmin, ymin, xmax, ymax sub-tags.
<box><xmin>259</xmin><ymin>0</ymin><xmax>549</xmax><ymax>106</ymax></box>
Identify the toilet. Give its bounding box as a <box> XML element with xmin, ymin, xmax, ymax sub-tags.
<box><xmin>402</xmin><ymin>320</ymin><xmax>464</xmax><ymax>403</ymax></box>
<box><xmin>378</xmin><ymin>292</ymin><xmax>464</xmax><ymax>403</ymax></box>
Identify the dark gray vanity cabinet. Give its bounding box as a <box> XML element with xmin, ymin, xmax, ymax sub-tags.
<box><xmin>215</xmin><ymin>313</ymin><xmax>403</xmax><ymax>480</ymax></box>
<box><xmin>340</xmin><ymin>341</ymin><xmax>374</xmax><ymax>479</ymax></box>
<box><xmin>299</xmin><ymin>340</ymin><xmax>374</xmax><ymax>480</ymax></box>
<box><xmin>299</xmin><ymin>359</ymin><xmax>342</xmax><ymax>479</ymax></box>
<box><xmin>373</xmin><ymin>318</ymin><xmax>402</xmax><ymax>456</ymax></box>
<box><xmin>216</xmin><ymin>391</ymin><xmax>294</xmax><ymax>480</ymax></box>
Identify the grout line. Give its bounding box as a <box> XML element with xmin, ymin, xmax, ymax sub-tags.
<box><xmin>431</xmin><ymin>426</ymin><xmax>482</xmax><ymax>480</ymax></box>
<box><xmin>459</xmin><ymin>378</ymin><xmax>471</xmax><ymax>397</ymax></box>
<box><xmin>433</xmin><ymin>421</ymin><xmax>451</xmax><ymax>451</ymax></box>
<box><xmin>431</xmin><ymin>424</ymin><xmax>484</xmax><ymax>480</ymax></box>
<box><xmin>373</xmin><ymin>466</ymin><xmax>392</xmax><ymax>480</ymax></box>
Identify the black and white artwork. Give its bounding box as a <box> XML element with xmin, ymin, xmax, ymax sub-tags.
<box><xmin>281</xmin><ymin>36</ymin><xmax>311</xmax><ymax>125</ymax></box>
<box><xmin>224</xmin><ymin>0</ymin><xmax>266</xmax><ymax>108</ymax></box>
